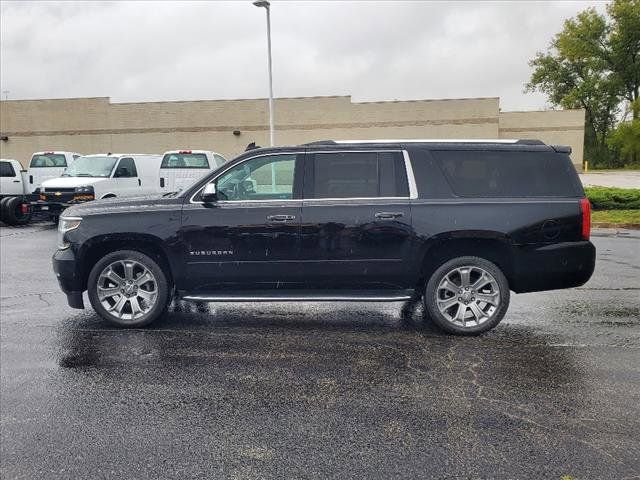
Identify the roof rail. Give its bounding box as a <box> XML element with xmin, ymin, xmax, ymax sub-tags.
<box><xmin>301</xmin><ymin>140</ymin><xmax>337</xmax><ymax>146</ymax></box>
<box><xmin>300</xmin><ymin>139</ymin><xmax>547</xmax><ymax>146</ymax></box>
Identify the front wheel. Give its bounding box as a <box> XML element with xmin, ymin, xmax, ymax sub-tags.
<box><xmin>87</xmin><ymin>250</ymin><xmax>169</xmax><ymax>327</ymax></box>
<box><xmin>424</xmin><ymin>256</ymin><xmax>510</xmax><ymax>335</ymax></box>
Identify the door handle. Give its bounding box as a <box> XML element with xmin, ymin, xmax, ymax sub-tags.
<box><xmin>374</xmin><ymin>212</ymin><xmax>403</xmax><ymax>220</ymax></box>
<box><xmin>138</xmin><ymin>178</ymin><xmax>142</xmax><ymax>186</ymax></box>
<box><xmin>12</xmin><ymin>180</ymin><xmax>20</xmax><ymax>183</ymax></box>
<box><xmin>266</xmin><ymin>214</ymin><xmax>296</xmax><ymax>222</ymax></box>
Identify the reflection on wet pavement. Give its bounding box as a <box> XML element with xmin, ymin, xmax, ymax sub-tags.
<box><xmin>1</xmin><ymin>227</ymin><xmax>639</xmax><ymax>479</ymax></box>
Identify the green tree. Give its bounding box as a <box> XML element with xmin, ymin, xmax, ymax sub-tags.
<box><xmin>526</xmin><ymin>0</ymin><xmax>640</xmax><ymax>167</ymax></box>
<box><xmin>608</xmin><ymin>100</ymin><xmax>640</xmax><ymax>165</ymax></box>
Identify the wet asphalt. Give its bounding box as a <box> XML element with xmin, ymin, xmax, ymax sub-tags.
<box><xmin>0</xmin><ymin>224</ymin><xmax>639</xmax><ymax>480</ymax></box>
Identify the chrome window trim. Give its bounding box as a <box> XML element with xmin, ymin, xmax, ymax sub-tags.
<box><xmin>189</xmin><ymin>149</ymin><xmax>418</xmax><ymax>204</ymax></box>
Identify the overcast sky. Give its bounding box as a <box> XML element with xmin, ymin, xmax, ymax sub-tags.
<box><xmin>0</xmin><ymin>0</ymin><xmax>607</xmax><ymax>111</ymax></box>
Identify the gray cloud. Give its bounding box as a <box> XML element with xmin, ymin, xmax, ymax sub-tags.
<box><xmin>0</xmin><ymin>0</ymin><xmax>607</xmax><ymax>110</ymax></box>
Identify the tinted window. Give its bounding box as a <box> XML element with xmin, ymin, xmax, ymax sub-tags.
<box><xmin>30</xmin><ymin>154</ymin><xmax>67</xmax><ymax>168</ymax></box>
<box><xmin>215</xmin><ymin>154</ymin><xmax>296</xmax><ymax>201</ymax></box>
<box><xmin>310</xmin><ymin>151</ymin><xmax>408</xmax><ymax>199</ymax></box>
<box><xmin>161</xmin><ymin>153</ymin><xmax>210</xmax><ymax>169</ymax></box>
<box><xmin>114</xmin><ymin>158</ymin><xmax>138</xmax><ymax>178</ymax></box>
<box><xmin>0</xmin><ymin>161</ymin><xmax>16</xmax><ymax>177</ymax></box>
<box><xmin>432</xmin><ymin>150</ymin><xmax>583</xmax><ymax>197</ymax></box>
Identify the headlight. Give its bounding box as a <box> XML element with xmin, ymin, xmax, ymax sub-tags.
<box><xmin>74</xmin><ymin>186</ymin><xmax>94</xmax><ymax>194</ymax></box>
<box><xmin>57</xmin><ymin>217</ymin><xmax>82</xmax><ymax>250</ymax></box>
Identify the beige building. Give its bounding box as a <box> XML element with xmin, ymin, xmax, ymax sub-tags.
<box><xmin>0</xmin><ymin>95</ymin><xmax>584</xmax><ymax>169</ymax></box>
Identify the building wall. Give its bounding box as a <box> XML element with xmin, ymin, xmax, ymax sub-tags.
<box><xmin>498</xmin><ymin>109</ymin><xmax>585</xmax><ymax>168</ymax></box>
<box><xmin>0</xmin><ymin>95</ymin><xmax>583</xmax><ymax>169</ymax></box>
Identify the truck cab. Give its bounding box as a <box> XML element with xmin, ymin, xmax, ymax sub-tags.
<box><xmin>28</xmin><ymin>152</ymin><xmax>80</xmax><ymax>193</ymax></box>
<box><xmin>159</xmin><ymin>150</ymin><xmax>226</xmax><ymax>193</ymax></box>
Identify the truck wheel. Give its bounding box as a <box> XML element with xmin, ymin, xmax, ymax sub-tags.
<box><xmin>2</xmin><ymin>197</ymin><xmax>32</xmax><ymax>226</ymax></box>
<box><xmin>0</xmin><ymin>197</ymin><xmax>12</xmax><ymax>222</ymax></box>
<box><xmin>423</xmin><ymin>256</ymin><xmax>510</xmax><ymax>336</ymax></box>
<box><xmin>87</xmin><ymin>250</ymin><xmax>170</xmax><ymax>327</ymax></box>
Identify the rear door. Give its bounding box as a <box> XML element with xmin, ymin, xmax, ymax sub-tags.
<box><xmin>299</xmin><ymin>150</ymin><xmax>414</xmax><ymax>289</ymax></box>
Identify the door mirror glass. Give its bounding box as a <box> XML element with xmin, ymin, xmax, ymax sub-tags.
<box><xmin>202</xmin><ymin>183</ymin><xmax>217</xmax><ymax>203</ymax></box>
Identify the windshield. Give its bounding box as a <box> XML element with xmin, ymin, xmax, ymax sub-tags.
<box><xmin>161</xmin><ymin>153</ymin><xmax>209</xmax><ymax>169</ymax></box>
<box><xmin>30</xmin><ymin>154</ymin><xmax>67</xmax><ymax>168</ymax></box>
<box><xmin>63</xmin><ymin>156</ymin><xmax>117</xmax><ymax>177</ymax></box>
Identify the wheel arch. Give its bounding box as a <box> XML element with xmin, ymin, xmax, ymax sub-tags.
<box><xmin>78</xmin><ymin>233</ymin><xmax>174</xmax><ymax>291</ymax></box>
<box><xmin>416</xmin><ymin>230</ymin><xmax>515</xmax><ymax>289</ymax></box>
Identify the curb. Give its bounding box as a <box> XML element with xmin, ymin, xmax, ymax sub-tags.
<box><xmin>592</xmin><ymin>222</ymin><xmax>640</xmax><ymax>230</ymax></box>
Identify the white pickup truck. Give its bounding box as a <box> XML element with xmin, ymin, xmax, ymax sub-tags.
<box><xmin>27</xmin><ymin>151</ymin><xmax>80</xmax><ymax>193</ymax></box>
<box><xmin>0</xmin><ymin>159</ymin><xmax>32</xmax><ymax>225</ymax></box>
<box><xmin>159</xmin><ymin>150</ymin><xmax>226</xmax><ymax>193</ymax></box>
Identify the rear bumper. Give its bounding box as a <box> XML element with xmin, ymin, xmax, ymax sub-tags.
<box><xmin>510</xmin><ymin>241</ymin><xmax>596</xmax><ymax>293</ymax></box>
<box><xmin>509</xmin><ymin>241</ymin><xmax>596</xmax><ymax>293</ymax></box>
<box><xmin>52</xmin><ymin>248</ymin><xmax>84</xmax><ymax>309</ymax></box>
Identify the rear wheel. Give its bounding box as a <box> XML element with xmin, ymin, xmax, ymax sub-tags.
<box><xmin>87</xmin><ymin>250</ymin><xmax>169</xmax><ymax>327</ymax></box>
<box><xmin>424</xmin><ymin>256</ymin><xmax>510</xmax><ymax>335</ymax></box>
<box><xmin>0</xmin><ymin>197</ymin><xmax>11</xmax><ymax>222</ymax></box>
<box><xmin>2</xmin><ymin>197</ymin><xmax>32</xmax><ymax>226</ymax></box>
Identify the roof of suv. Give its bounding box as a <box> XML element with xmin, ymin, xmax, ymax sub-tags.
<box><xmin>236</xmin><ymin>139</ymin><xmax>569</xmax><ymax>157</ymax></box>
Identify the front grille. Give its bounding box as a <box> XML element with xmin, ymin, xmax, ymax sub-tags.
<box><xmin>43</xmin><ymin>187</ymin><xmax>76</xmax><ymax>193</ymax></box>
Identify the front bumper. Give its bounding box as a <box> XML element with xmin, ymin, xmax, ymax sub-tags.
<box><xmin>52</xmin><ymin>248</ymin><xmax>84</xmax><ymax>309</ymax></box>
<box><xmin>510</xmin><ymin>241</ymin><xmax>596</xmax><ymax>293</ymax></box>
<box><xmin>36</xmin><ymin>192</ymin><xmax>94</xmax><ymax>209</ymax></box>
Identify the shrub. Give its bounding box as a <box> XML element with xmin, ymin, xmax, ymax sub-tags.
<box><xmin>585</xmin><ymin>186</ymin><xmax>640</xmax><ymax>210</ymax></box>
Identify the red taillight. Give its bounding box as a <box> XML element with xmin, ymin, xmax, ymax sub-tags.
<box><xmin>178</xmin><ymin>150</ymin><xmax>192</xmax><ymax>154</ymax></box>
<box><xmin>580</xmin><ymin>197</ymin><xmax>591</xmax><ymax>240</ymax></box>
<box><xmin>20</xmin><ymin>203</ymin><xmax>29</xmax><ymax>215</ymax></box>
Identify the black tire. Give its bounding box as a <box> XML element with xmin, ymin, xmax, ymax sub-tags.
<box><xmin>0</xmin><ymin>197</ymin><xmax>12</xmax><ymax>222</ymax></box>
<box><xmin>3</xmin><ymin>197</ymin><xmax>32</xmax><ymax>226</ymax></box>
<box><xmin>87</xmin><ymin>250</ymin><xmax>170</xmax><ymax>327</ymax></box>
<box><xmin>423</xmin><ymin>256</ymin><xmax>510</xmax><ymax>336</ymax></box>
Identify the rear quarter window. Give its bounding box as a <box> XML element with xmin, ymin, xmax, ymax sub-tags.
<box><xmin>431</xmin><ymin>150</ymin><xmax>583</xmax><ymax>198</ymax></box>
<box><xmin>161</xmin><ymin>153</ymin><xmax>209</xmax><ymax>169</ymax></box>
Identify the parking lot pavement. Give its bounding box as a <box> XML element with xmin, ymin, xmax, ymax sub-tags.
<box><xmin>1</xmin><ymin>226</ymin><xmax>639</xmax><ymax>479</ymax></box>
<box><xmin>579</xmin><ymin>170</ymin><xmax>640</xmax><ymax>188</ymax></box>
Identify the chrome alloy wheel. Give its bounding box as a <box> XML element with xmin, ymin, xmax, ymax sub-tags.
<box><xmin>435</xmin><ymin>265</ymin><xmax>501</xmax><ymax>328</ymax></box>
<box><xmin>96</xmin><ymin>259</ymin><xmax>158</xmax><ymax>322</ymax></box>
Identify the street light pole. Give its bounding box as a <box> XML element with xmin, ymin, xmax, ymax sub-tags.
<box><xmin>253</xmin><ymin>0</ymin><xmax>275</xmax><ymax>147</ymax></box>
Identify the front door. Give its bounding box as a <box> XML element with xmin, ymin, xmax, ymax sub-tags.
<box><xmin>0</xmin><ymin>161</ymin><xmax>22</xmax><ymax>196</ymax></box>
<box><xmin>112</xmin><ymin>157</ymin><xmax>140</xmax><ymax>197</ymax></box>
<box><xmin>299</xmin><ymin>150</ymin><xmax>414</xmax><ymax>289</ymax></box>
<box><xmin>179</xmin><ymin>152</ymin><xmax>304</xmax><ymax>292</ymax></box>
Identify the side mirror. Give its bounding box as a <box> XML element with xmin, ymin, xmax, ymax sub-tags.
<box><xmin>115</xmin><ymin>167</ymin><xmax>129</xmax><ymax>178</ymax></box>
<box><xmin>202</xmin><ymin>183</ymin><xmax>218</xmax><ymax>203</ymax></box>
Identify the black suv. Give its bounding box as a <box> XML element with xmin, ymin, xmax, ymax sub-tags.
<box><xmin>53</xmin><ymin>140</ymin><xmax>595</xmax><ymax>335</ymax></box>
